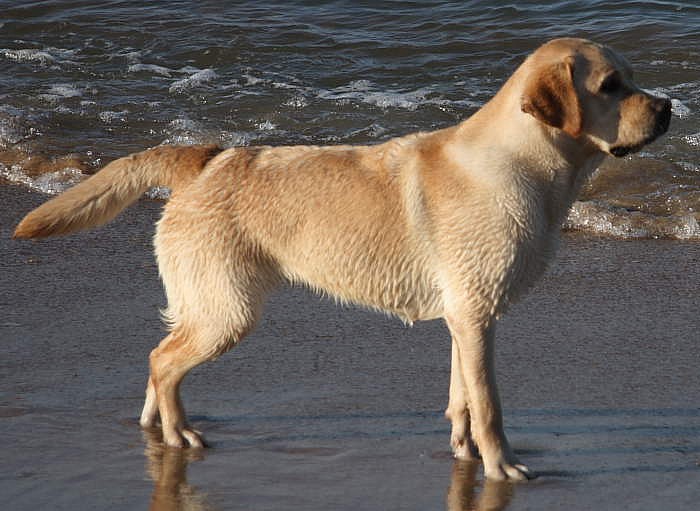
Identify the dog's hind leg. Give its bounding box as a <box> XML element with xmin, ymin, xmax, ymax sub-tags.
<box><xmin>146</xmin><ymin>280</ymin><xmax>267</xmax><ymax>448</ymax></box>
<box><xmin>142</xmin><ymin>194</ymin><xmax>277</xmax><ymax>447</ymax></box>
<box><xmin>148</xmin><ymin>330</ymin><xmax>208</xmax><ymax>447</ymax></box>
<box><xmin>140</xmin><ymin>376</ymin><xmax>158</xmax><ymax>428</ymax></box>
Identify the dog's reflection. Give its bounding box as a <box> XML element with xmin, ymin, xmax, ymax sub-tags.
<box><xmin>143</xmin><ymin>429</ymin><xmax>512</xmax><ymax>511</ymax></box>
<box><xmin>446</xmin><ymin>460</ymin><xmax>514</xmax><ymax>511</ymax></box>
<box><xmin>143</xmin><ymin>429</ymin><xmax>215</xmax><ymax>511</ymax></box>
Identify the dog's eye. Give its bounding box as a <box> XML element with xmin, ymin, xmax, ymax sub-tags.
<box><xmin>599</xmin><ymin>74</ymin><xmax>622</xmax><ymax>94</ymax></box>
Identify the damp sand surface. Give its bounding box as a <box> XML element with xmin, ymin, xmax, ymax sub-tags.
<box><xmin>1</xmin><ymin>186</ymin><xmax>699</xmax><ymax>511</ymax></box>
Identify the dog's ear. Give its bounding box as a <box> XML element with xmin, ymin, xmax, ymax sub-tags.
<box><xmin>521</xmin><ymin>56</ymin><xmax>582</xmax><ymax>138</ymax></box>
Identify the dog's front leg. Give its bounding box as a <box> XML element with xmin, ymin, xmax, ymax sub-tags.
<box><xmin>445</xmin><ymin>336</ymin><xmax>478</xmax><ymax>459</ymax></box>
<box><xmin>444</xmin><ymin>312</ymin><xmax>533</xmax><ymax>481</ymax></box>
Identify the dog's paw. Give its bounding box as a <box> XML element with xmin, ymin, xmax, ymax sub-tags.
<box><xmin>139</xmin><ymin>414</ymin><xmax>158</xmax><ymax>428</ymax></box>
<box><xmin>484</xmin><ymin>458</ymin><xmax>535</xmax><ymax>482</ymax></box>
<box><xmin>451</xmin><ymin>435</ymin><xmax>479</xmax><ymax>460</ymax></box>
<box><xmin>163</xmin><ymin>427</ymin><xmax>206</xmax><ymax>449</ymax></box>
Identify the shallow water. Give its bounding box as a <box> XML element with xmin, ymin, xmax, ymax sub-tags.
<box><xmin>1</xmin><ymin>1</ymin><xmax>699</xmax><ymax>238</ymax></box>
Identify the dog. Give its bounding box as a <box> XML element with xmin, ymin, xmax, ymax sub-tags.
<box><xmin>14</xmin><ymin>38</ymin><xmax>671</xmax><ymax>481</ymax></box>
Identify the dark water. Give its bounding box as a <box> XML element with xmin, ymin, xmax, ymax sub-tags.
<box><xmin>1</xmin><ymin>1</ymin><xmax>699</xmax><ymax>237</ymax></box>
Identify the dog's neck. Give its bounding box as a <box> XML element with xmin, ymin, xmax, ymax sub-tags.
<box><xmin>453</xmin><ymin>75</ymin><xmax>605</xmax><ymax>197</ymax></box>
<box><xmin>444</xmin><ymin>78</ymin><xmax>606</xmax><ymax>233</ymax></box>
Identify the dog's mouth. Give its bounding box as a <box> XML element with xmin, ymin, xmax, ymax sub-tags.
<box><xmin>608</xmin><ymin>126</ymin><xmax>668</xmax><ymax>158</ymax></box>
<box><xmin>609</xmin><ymin>142</ymin><xmax>645</xmax><ymax>158</ymax></box>
<box><xmin>609</xmin><ymin>131</ymin><xmax>665</xmax><ymax>158</ymax></box>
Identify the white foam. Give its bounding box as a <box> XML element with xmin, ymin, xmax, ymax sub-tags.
<box><xmin>565</xmin><ymin>201</ymin><xmax>649</xmax><ymax>238</ymax></box>
<box><xmin>2</xmin><ymin>48</ymin><xmax>55</xmax><ymax>65</ymax></box>
<box><xmin>128</xmin><ymin>63</ymin><xmax>174</xmax><ymax>77</ymax></box>
<box><xmin>671</xmin><ymin>99</ymin><xmax>691</xmax><ymax>118</ymax></box>
<box><xmin>38</xmin><ymin>83</ymin><xmax>85</xmax><ymax>105</ymax></box>
<box><xmin>347</xmin><ymin>123</ymin><xmax>388</xmax><ymax>139</ymax></box>
<box><xmin>283</xmin><ymin>95</ymin><xmax>309</xmax><ymax>108</ymax></box>
<box><xmin>0</xmin><ymin>121</ymin><xmax>24</xmax><ymax>146</ymax></box>
<box><xmin>169</xmin><ymin>69</ymin><xmax>218</xmax><ymax>93</ymax></box>
<box><xmin>0</xmin><ymin>109</ymin><xmax>38</xmax><ymax>147</ymax></box>
<box><xmin>256</xmin><ymin>120</ymin><xmax>277</xmax><ymax>131</ymax></box>
<box><xmin>161</xmin><ymin>117</ymin><xmax>250</xmax><ymax>148</ymax></box>
<box><xmin>317</xmin><ymin>80</ymin><xmax>437</xmax><ymax>111</ymax></box>
<box><xmin>145</xmin><ymin>186</ymin><xmax>171</xmax><ymax>200</ymax></box>
<box><xmin>565</xmin><ymin>200</ymin><xmax>700</xmax><ymax>240</ymax></box>
<box><xmin>98</xmin><ymin>110</ymin><xmax>128</xmax><ymax>123</ymax></box>
<box><xmin>242</xmin><ymin>73</ymin><xmax>264</xmax><ymax>86</ymax></box>
<box><xmin>47</xmin><ymin>84</ymin><xmax>83</xmax><ymax>97</ymax></box>
<box><xmin>0</xmin><ymin>163</ymin><xmax>85</xmax><ymax>195</ymax></box>
<box><xmin>365</xmin><ymin>90</ymin><xmax>431</xmax><ymax>110</ymax></box>
<box><xmin>272</xmin><ymin>81</ymin><xmax>304</xmax><ymax>91</ymax></box>
<box><xmin>1</xmin><ymin>161</ymin><xmax>179</xmax><ymax>202</ymax></box>
<box><xmin>236</xmin><ymin>73</ymin><xmax>480</xmax><ymax>115</ymax></box>
<box><xmin>682</xmin><ymin>133</ymin><xmax>700</xmax><ymax>147</ymax></box>
<box><xmin>644</xmin><ymin>87</ymin><xmax>670</xmax><ymax>99</ymax></box>
<box><xmin>162</xmin><ymin>117</ymin><xmax>206</xmax><ymax>145</ymax></box>
<box><xmin>678</xmin><ymin>161</ymin><xmax>699</xmax><ymax>173</ymax></box>
<box><xmin>672</xmin><ymin>215</ymin><xmax>700</xmax><ymax>239</ymax></box>
<box><xmin>1</xmin><ymin>47</ymin><xmax>76</xmax><ymax>67</ymax></box>
<box><xmin>219</xmin><ymin>131</ymin><xmax>251</xmax><ymax>147</ymax></box>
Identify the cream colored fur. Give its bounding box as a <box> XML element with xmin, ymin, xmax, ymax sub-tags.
<box><xmin>14</xmin><ymin>38</ymin><xmax>670</xmax><ymax>481</ymax></box>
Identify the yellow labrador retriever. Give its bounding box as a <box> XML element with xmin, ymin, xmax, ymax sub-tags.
<box><xmin>14</xmin><ymin>38</ymin><xmax>670</xmax><ymax>480</ymax></box>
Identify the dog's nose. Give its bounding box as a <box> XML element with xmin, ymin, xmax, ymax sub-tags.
<box><xmin>651</xmin><ymin>97</ymin><xmax>672</xmax><ymax>136</ymax></box>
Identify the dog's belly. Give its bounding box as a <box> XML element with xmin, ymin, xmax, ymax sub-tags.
<box><xmin>277</xmin><ymin>236</ymin><xmax>444</xmax><ymax>324</ymax></box>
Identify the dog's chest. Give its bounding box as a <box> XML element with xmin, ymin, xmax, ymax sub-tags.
<box><xmin>447</xmin><ymin>176</ymin><xmax>560</xmax><ymax>315</ymax></box>
<box><xmin>494</xmin><ymin>180</ymin><xmax>561</xmax><ymax>309</ymax></box>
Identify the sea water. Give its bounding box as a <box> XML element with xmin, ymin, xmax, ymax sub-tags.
<box><xmin>1</xmin><ymin>1</ymin><xmax>698</xmax><ymax>238</ymax></box>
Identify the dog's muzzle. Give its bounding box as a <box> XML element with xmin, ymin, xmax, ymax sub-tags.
<box><xmin>610</xmin><ymin>97</ymin><xmax>672</xmax><ymax>158</ymax></box>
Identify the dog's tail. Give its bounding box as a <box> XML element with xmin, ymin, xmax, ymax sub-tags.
<box><xmin>13</xmin><ymin>144</ymin><xmax>223</xmax><ymax>239</ymax></box>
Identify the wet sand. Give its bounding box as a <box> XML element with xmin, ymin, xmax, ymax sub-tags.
<box><xmin>2</xmin><ymin>184</ymin><xmax>699</xmax><ymax>510</ymax></box>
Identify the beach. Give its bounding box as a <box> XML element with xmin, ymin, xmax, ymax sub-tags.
<box><xmin>2</xmin><ymin>184</ymin><xmax>698</xmax><ymax>510</ymax></box>
<box><xmin>2</xmin><ymin>2</ymin><xmax>699</xmax><ymax>509</ymax></box>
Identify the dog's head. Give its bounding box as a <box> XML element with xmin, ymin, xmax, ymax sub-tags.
<box><xmin>520</xmin><ymin>38</ymin><xmax>671</xmax><ymax>157</ymax></box>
